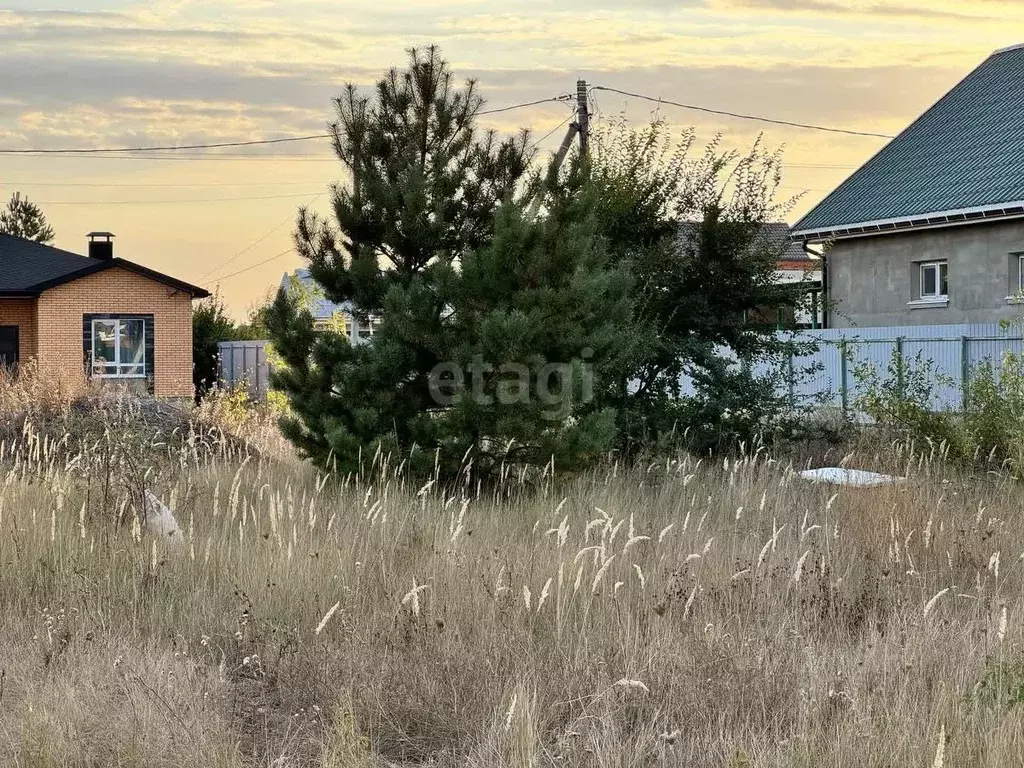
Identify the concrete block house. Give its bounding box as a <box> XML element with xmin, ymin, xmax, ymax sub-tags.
<box><xmin>0</xmin><ymin>232</ymin><xmax>209</xmax><ymax>399</ymax></box>
<box><xmin>792</xmin><ymin>43</ymin><xmax>1024</xmax><ymax>328</ymax></box>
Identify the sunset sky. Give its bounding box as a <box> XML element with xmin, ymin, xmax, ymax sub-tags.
<box><xmin>1</xmin><ymin>0</ymin><xmax>1021</xmax><ymax>318</ymax></box>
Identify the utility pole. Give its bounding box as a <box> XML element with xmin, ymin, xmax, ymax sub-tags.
<box><xmin>576</xmin><ymin>79</ymin><xmax>589</xmax><ymax>157</ymax></box>
<box><xmin>525</xmin><ymin>79</ymin><xmax>589</xmax><ymax>217</ymax></box>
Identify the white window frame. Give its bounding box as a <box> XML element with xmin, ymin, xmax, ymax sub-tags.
<box><xmin>312</xmin><ymin>312</ymin><xmax>353</xmax><ymax>337</ymax></box>
<box><xmin>1018</xmin><ymin>253</ymin><xmax>1024</xmax><ymax>293</ymax></box>
<box><xmin>90</xmin><ymin>318</ymin><xmax>146</xmax><ymax>379</ymax></box>
<box><xmin>355</xmin><ymin>316</ymin><xmax>381</xmax><ymax>342</ymax></box>
<box><xmin>919</xmin><ymin>261</ymin><xmax>948</xmax><ymax>300</ymax></box>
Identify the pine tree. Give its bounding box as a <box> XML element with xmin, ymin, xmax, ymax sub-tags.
<box><xmin>434</xmin><ymin>188</ymin><xmax>638</xmax><ymax>475</ymax></box>
<box><xmin>0</xmin><ymin>192</ymin><xmax>55</xmax><ymax>243</ymax></box>
<box><xmin>268</xmin><ymin>47</ymin><xmax>542</xmax><ymax>476</ymax></box>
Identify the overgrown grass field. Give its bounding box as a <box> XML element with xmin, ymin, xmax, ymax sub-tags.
<box><xmin>2</xmin><ymin>382</ymin><xmax>1023</xmax><ymax>766</ymax></box>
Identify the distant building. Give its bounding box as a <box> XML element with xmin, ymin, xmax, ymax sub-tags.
<box><xmin>680</xmin><ymin>221</ymin><xmax>824</xmax><ymax>329</ymax></box>
<box><xmin>765</xmin><ymin>222</ymin><xmax>824</xmax><ymax>328</ymax></box>
<box><xmin>280</xmin><ymin>269</ymin><xmax>380</xmax><ymax>343</ymax></box>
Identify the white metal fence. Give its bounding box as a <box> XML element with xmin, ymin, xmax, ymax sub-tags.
<box><xmin>697</xmin><ymin>322</ymin><xmax>1024</xmax><ymax>412</ymax></box>
<box><xmin>222</xmin><ymin>323</ymin><xmax>1024</xmax><ymax>410</ymax></box>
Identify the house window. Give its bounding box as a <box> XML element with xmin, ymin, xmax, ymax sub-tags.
<box><xmin>312</xmin><ymin>312</ymin><xmax>353</xmax><ymax>337</ymax></box>
<box><xmin>919</xmin><ymin>261</ymin><xmax>948</xmax><ymax>300</ymax></box>
<box><xmin>357</xmin><ymin>316</ymin><xmax>380</xmax><ymax>341</ymax></box>
<box><xmin>91</xmin><ymin>318</ymin><xmax>146</xmax><ymax>378</ymax></box>
<box><xmin>1018</xmin><ymin>253</ymin><xmax>1024</xmax><ymax>293</ymax></box>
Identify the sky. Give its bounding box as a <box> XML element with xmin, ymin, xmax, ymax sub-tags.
<box><xmin>1</xmin><ymin>0</ymin><xmax>1021</xmax><ymax>318</ymax></box>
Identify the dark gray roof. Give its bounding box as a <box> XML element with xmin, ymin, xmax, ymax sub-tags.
<box><xmin>760</xmin><ymin>222</ymin><xmax>810</xmax><ymax>261</ymax></box>
<box><xmin>0</xmin><ymin>233</ymin><xmax>209</xmax><ymax>297</ymax></box>
<box><xmin>794</xmin><ymin>43</ymin><xmax>1024</xmax><ymax>238</ymax></box>
<box><xmin>0</xmin><ymin>234</ymin><xmax>99</xmax><ymax>293</ymax></box>
<box><xmin>678</xmin><ymin>221</ymin><xmax>808</xmax><ymax>261</ymax></box>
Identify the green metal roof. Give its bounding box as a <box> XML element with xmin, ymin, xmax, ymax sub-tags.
<box><xmin>793</xmin><ymin>44</ymin><xmax>1024</xmax><ymax>239</ymax></box>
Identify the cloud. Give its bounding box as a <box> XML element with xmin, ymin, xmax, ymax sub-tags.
<box><xmin>0</xmin><ymin>38</ymin><xmax>965</xmax><ymax>154</ymax></box>
<box><xmin>0</xmin><ymin>8</ymin><xmax>132</xmax><ymax>21</ymax></box>
<box><xmin>718</xmin><ymin>0</ymin><xmax>1022</xmax><ymax>21</ymax></box>
<box><xmin>0</xmin><ymin>12</ymin><xmax>347</xmax><ymax>52</ymax></box>
<box><xmin>0</xmin><ymin>0</ymin><xmax>1015</xmax><ymax>316</ymax></box>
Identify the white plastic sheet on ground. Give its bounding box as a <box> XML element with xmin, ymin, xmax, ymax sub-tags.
<box><xmin>143</xmin><ymin>491</ymin><xmax>183</xmax><ymax>540</ymax></box>
<box><xmin>798</xmin><ymin>467</ymin><xmax>905</xmax><ymax>487</ymax></box>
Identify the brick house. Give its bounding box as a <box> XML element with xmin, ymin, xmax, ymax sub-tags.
<box><xmin>0</xmin><ymin>232</ymin><xmax>209</xmax><ymax>399</ymax></box>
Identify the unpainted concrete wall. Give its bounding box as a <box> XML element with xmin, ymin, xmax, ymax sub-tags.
<box><xmin>827</xmin><ymin>219</ymin><xmax>1024</xmax><ymax>327</ymax></box>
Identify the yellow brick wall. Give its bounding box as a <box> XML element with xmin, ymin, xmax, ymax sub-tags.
<box><xmin>0</xmin><ymin>299</ymin><xmax>38</xmax><ymax>360</ymax></box>
<box><xmin>35</xmin><ymin>268</ymin><xmax>195</xmax><ymax>399</ymax></box>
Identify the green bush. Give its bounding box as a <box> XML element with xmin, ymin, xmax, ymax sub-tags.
<box><xmin>854</xmin><ymin>348</ymin><xmax>1024</xmax><ymax>475</ymax></box>
<box><xmin>853</xmin><ymin>348</ymin><xmax>959</xmax><ymax>453</ymax></box>
<box><xmin>962</xmin><ymin>354</ymin><xmax>1024</xmax><ymax>471</ymax></box>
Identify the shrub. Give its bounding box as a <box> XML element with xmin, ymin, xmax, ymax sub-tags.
<box><xmin>854</xmin><ymin>347</ymin><xmax>1024</xmax><ymax>475</ymax></box>
<box><xmin>853</xmin><ymin>348</ymin><xmax>960</xmax><ymax>454</ymax></box>
<box><xmin>670</xmin><ymin>361</ymin><xmax>798</xmax><ymax>456</ymax></box>
<box><xmin>961</xmin><ymin>353</ymin><xmax>1024</xmax><ymax>472</ymax></box>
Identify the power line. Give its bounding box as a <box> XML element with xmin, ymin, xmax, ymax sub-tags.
<box><xmin>33</xmin><ymin>192</ymin><xmax>321</xmax><ymax>205</ymax></box>
<box><xmin>479</xmin><ymin>95</ymin><xmax>573</xmax><ymax>116</ymax></box>
<box><xmin>0</xmin><ymin>96</ymin><xmax>572</xmax><ymax>157</ymax></box>
<box><xmin>200</xmin><ymin>219</ymin><xmax>293</xmax><ymax>281</ymax></box>
<box><xmin>1</xmin><ymin>152</ymin><xmax>338</xmax><ymax>162</ymax></box>
<box><xmin>530</xmin><ymin>109</ymin><xmax>576</xmax><ymax>151</ymax></box>
<box><xmin>0</xmin><ymin>134</ymin><xmax>330</xmax><ymax>155</ymax></box>
<box><xmin>212</xmin><ymin>247</ymin><xmax>297</xmax><ymax>283</ymax></box>
<box><xmin>0</xmin><ymin>179</ymin><xmax>325</xmax><ymax>188</ymax></box>
<box><xmin>3</xmin><ymin>152</ymin><xmax>867</xmax><ymax>167</ymax></box>
<box><xmin>202</xmin><ymin>104</ymin><xmax>572</xmax><ymax>285</ymax></box>
<box><xmin>590</xmin><ymin>85</ymin><xmax>895</xmax><ymax>140</ymax></box>
<box><xmin>201</xmin><ymin>193</ymin><xmax>323</xmax><ymax>281</ymax></box>
<box><xmin>208</xmin><ymin>104</ymin><xmax>574</xmax><ymax>285</ymax></box>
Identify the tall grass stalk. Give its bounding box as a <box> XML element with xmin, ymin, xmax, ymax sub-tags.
<box><xmin>2</xmin><ymin>379</ymin><xmax>1024</xmax><ymax>765</ymax></box>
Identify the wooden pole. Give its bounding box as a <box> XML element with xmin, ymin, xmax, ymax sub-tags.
<box><xmin>576</xmin><ymin>79</ymin><xmax>589</xmax><ymax>157</ymax></box>
<box><xmin>526</xmin><ymin>123</ymin><xmax>578</xmax><ymax>218</ymax></box>
<box><xmin>525</xmin><ymin>79</ymin><xmax>587</xmax><ymax>217</ymax></box>
<box><xmin>552</xmin><ymin>123</ymin><xmax>579</xmax><ymax>172</ymax></box>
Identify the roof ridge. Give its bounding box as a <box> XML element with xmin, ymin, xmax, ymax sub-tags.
<box><xmin>0</xmin><ymin>233</ymin><xmax>208</xmax><ymax>298</ymax></box>
<box><xmin>993</xmin><ymin>42</ymin><xmax>1024</xmax><ymax>55</ymax></box>
<box><xmin>793</xmin><ymin>44</ymin><xmax>1024</xmax><ymax>237</ymax></box>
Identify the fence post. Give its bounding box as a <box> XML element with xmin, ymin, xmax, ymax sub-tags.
<box><xmin>961</xmin><ymin>335</ymin><xmax>970</xmax><ymax>411</ymax></box>
<box><xmin>895</xmin><ymin>336</ymin><xmax>905</xmax><ymax>392</ymax></box>
<box><xmin>787</xmin><ymin>351</ymin><xmax>795</xmax><ymax>408</ymax></box>
<box><xmin>254</xmin><ymin>345</ymin><xmax>262</xmax><ymax>395</ymax></box>
<box><xmin>839</xmin><ymin>340</ymin><xmax>848</xmax><ymax>417</ymax></box>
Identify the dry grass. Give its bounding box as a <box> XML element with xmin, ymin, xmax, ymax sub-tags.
<box><xmin>2</xmin><ymin>384</ymin><xmax>1024</xmax><ymax>765</ymax></box>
